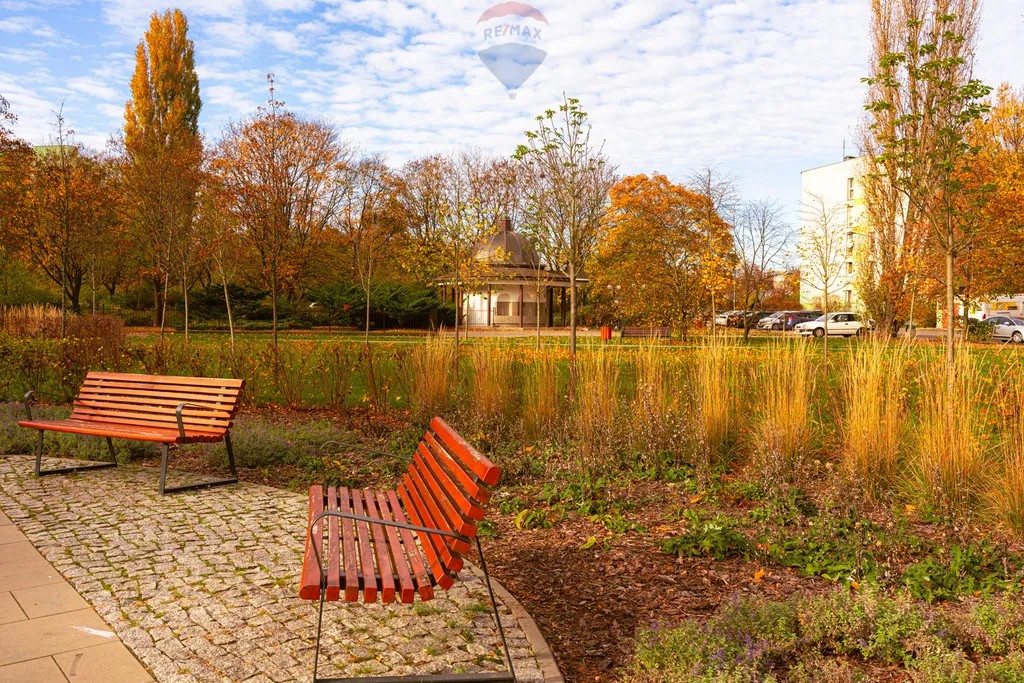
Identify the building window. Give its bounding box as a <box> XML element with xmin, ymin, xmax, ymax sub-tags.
<box><xmin>845</xmin><ymin>291</ymin><xmax>852</xmax><ymax>307</ymax></box>
<box><xmin>847</xmin><ymin>177</ymin><xmax>855</xmax><ymax>201</ymax></box>
<box><xmin>847</xmin><ymin>262</ymin><xmax>854</xmax><ymax>275</ymax></box>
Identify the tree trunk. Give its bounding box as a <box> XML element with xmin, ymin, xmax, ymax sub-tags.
<box><xmin>946</xmin><ymin>249</ymin><xmax>955</xmax><ymax>379</ymax></box>
<box><xmin>90</xmin><ymin>263</ymin><xmax>96</xmax><ymax>315</ymax></box>
<box><xmin>365</xmin><ymin>285</ymin><xmax>371</xmax><ymax>346</ymax></box>
<box><xmin>60</xmin><ymin>266</ymin><xmax>66</xmax><ymax>338</ymax></box>
<box><xmin>183</xmin><ymin>274</ymin><xmax>190</xmax><ymax>345</ymax></box>
<box><xmin>271</xmin><ymin>265</ymin><xmax>279</xmax><ymax>350</ymax></box>
<box><xmin>153</xmin><ymin>277</ymin><xmax>162</xmax><ymax>326</ymax></box>
<box><xmin>222</xmin><ymin>272</ymin><xmax>235</xmax><ymax>351</ymax></box>
<box><xmin>160</xmin><ymin>272</ymin><xmax>168</xmax><ymax>338</ymax></box>
<box><xmin>822</xmin><ymin>286</ymin><xmax>829</xmax><ymax>365</ymax></box>
<box><xmin>569</xmin><ymin>262</ymin><xmax>578</xmax><ymax>394</ymax></box>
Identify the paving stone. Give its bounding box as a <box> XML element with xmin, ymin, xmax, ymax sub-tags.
<box><xmin>0</xmin><ymin>456</ymin><xmax>543</xmax><ymax>682</ymax></box>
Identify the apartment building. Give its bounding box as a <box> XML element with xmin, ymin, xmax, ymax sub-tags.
<box><xmin>799</xmin><ymin>156</ymin><xmax>868</xmax><ymax>311</ymax></box>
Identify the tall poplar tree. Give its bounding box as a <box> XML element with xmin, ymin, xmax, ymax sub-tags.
<box><xmin>121</xmin><ymin>9</ymin><xmax>202</xmax><ymax>333</ymax></box>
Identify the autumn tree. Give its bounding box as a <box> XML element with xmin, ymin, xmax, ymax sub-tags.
<box><xmin>13</xmin><ymin>111</ymin><xmax>116</xmax><ymax>330</ymax></box>
<box><xmin>339</xmin><ymin>154</ymin><xmax>409</xmax><ymax>342</ymax></box>
<box><xmin>514</xmin><ymin>95</ymin><xmax>616</xmax><ymax>370</ymax></box>
<box><xmin>0</xmin><ymin>96</ymin><xmax>33</xmax><ymax>291</ymax></box>
<box><xmin>214</xmin><ymin>77</ymin><xmax>350</xmax><ymax>347</ymax></box>
<box><xmin>120</xmin><ymin>8</ymin><xmax>203</xmax><ymax>333</ymax></box>
<box><xmin>800</xmin><ymin>193</ymin><xmax>850</xmax><ymax>362</ymax></box>
<box><xmin>593</xmin><ymin>174</ymin><xmax>731</xmax><ymax>336</ymax></box>
<box><xmin>195</xmin><ymin>173</ymin><xmax>242</xmax><ymax>347</ymax></box>
<box><xmin>689</xmin><ymin>166</ymin><xmax>739</xmax><ymax>337</ymax></box>
<box><xmin>733</xmin><ymin>199</ymin><xmax>790</xmax><ymax>340</ymax></box>
<box><xmin>863</xmin><ymin>0</ymin><xmax>992</xmax><ymax>372</ymax></box>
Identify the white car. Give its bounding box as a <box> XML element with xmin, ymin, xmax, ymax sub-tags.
<box><xmin>714</xmin><ymin>310</ymin><xmax>737</xmax><ymax>327</ymax></box>
<box><xmin>794</xmin><ymin>312</ymin><xmax>868</xmax><ymax>338</ymax></box>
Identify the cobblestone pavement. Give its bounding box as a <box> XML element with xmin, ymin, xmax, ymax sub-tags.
<box><xmin>0</xmin><ymin>455</ymin><xmax>543</xmax><ymax>682</ymax></box>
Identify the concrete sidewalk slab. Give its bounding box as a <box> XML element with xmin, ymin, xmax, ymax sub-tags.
<box><xmin>0</xmin><ymin>656</ymin><xmax>67</xmax><ymax>683</ymax></box>
<box><xmin>55</xmin><ymin>642</ymin><xmax>153</xmax><ymax>683</ymax></box>
<box><xmin>0</xmin><ymin>591</ymin><xmax>26</xmax><ymax>625</ymax></box>
<box><xmin>13</xmin><ymin>582</ymin><xmax>89</xmax><ymax>619</ymax></box>
<box><xmin>0</xmin><ymin>525</ymin><xmax>26</xmax><ymax>545</ymax></box>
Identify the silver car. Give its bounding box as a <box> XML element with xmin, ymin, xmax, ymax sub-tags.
<box><xmin>986</xmin><ymin>316</ymin><xmax>1024</xmax><ymax>343</ymax></box>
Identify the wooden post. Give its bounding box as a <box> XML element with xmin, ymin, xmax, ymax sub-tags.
<box><xmin>560</xmin><ymin>288</ymin><xmax>566</xmax><ymax>327</ymax></box>
<box><xmin>547</xmin><ymin>286</ymin><xmax>554</xmax><ymax>328</ymax></box>
<box><xmin>519</xmin><ymin>284</ymin><xmax>524</xmax><ymax>329</ymax></box>
<box><xmin>487</xmin><ymin>287</ymin><xmax>492</xmax><ymax>327</ymax></box>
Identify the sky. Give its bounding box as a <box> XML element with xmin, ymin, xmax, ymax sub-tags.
<box><xmin>1</xmin><ymin>0</ymin><xmax>1023</xmax><ymax>225</ymax></box>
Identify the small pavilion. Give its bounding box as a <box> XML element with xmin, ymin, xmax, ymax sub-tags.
<box><xmin>445</xmin><ymin>218</ymin><xmax>574</xmax><ymax>328</ymax></box>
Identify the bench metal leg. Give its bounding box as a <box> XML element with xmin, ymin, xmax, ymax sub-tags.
<box><xmin>34</xmin><ymin>430</ymin><xmax>117</xmax><ymax>477</ymax></box>
<box><xmin>159</xmin><ymin>437</ymin><xmax>239</xmax><ymax>495</ymax></box>
<box><xmin>310</xmin><ymin>539</ymin><xmax>516</xmax><ymax>683</ymax></box>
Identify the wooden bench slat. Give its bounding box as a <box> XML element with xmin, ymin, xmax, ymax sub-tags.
<box><xmin>73</xmin><ymin>399</ymin><xmax>233</xmax><ymax>419</ymax></box>
<box><xmin>351</xmin><ymin>490</ymin><xmax>378</xmax><ymax>603</ymax></box>
<box><xmin>17</xmin><ymin>418</ymin><xmax>212</xmax><ymax>443</ymax></box>
<box><xmin>299</xmin><ymin>485</ymin><xmax>325</xmax><ymax>600</ymax></box>
<box><xmin>430</xmin><ymin>418</ymin><xmax>500</xmax><ymax>486</ymax></box>
<box><xmin>86</xmin><ymin>372</ymin><xmax>244</xmax><ymax>388</ymax></box>
<box><xmin>376</xmin><ymin>491</ymin><xmax>417</xmax><ymax>603</ymax></box>
<box><xmin>396</xmin><ymin>482</ymin><xmax>452</xmax><ymax>591</ymax></box>
<box><xmin>424</xmin><ymin>433</ymin><xmax>492</xmax><ymax>505</ymax></box>
<box><xmin>325</xmin><ymin>487</ymin><xmax>341</xmax><ymax>601</ymax></box>
<box><xmin>77</xmin><ymin>387</ymin><xmax>239</xmax><ymax>403</ymax></box>
<box><xmin>385</xmin><ymin>490</ymin><xmax>433</xmax><ymax>600</ymax></box>
<box><xmin>80</xmin><ymin>380</ymin><xmax>241</xmax><ymax>398</ymax></box>
<box><xmin>58</xmin><ymin>414</ymin><xmax>225</xmax><ymax>437</ymax></box>
<box><xmin>338</xmin><ymin>487</ymin><xmax>360</xmax><ymax>602</ymax></box>
<box><xmin>400</xmin><ymin>475</ymin><xmax>463</xmax><ymax>583</ymax></box>
<box><xmin>363</xmin><ymin>490</ymin><xmax>397</xmax><ymax>604</ymax></box>
<box><xmin>413</xmin><ymin>450</ymin><xmax>477</xmax><ymax>538</ymax></box>
<box><xmin>71</xmin><ymin>406</ymin><xmax>231</xmax><ymax>429</ymax></box>
<box><xmin>406</xmin><ymin>466</ymin><xmax>472</xmax><ymax>555</ymax></box>
<box><xmin>418</xmin><ymin>441</ymin><xmax>486</xmax><ymax>521</ymax></box>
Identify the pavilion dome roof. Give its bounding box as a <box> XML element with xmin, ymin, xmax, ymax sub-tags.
<box><xmin>474</xmin><ymin>218</ymin><xmax>540</xmax><ymax>268</ymax></box>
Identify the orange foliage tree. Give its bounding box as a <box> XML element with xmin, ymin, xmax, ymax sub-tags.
<box><xmin>592</xmin><ymin>174</ymin><xmax>734</xmax><ymax>336</ymax></box>
<box><xmin>213</xmin><ymin>77</ymin><xmax>350</xmax><ymax>347</ymax></box>
<box><xmin>120</xmin><ymin>8</ymin><xmax>203</xmax><ymax>332</ymax></box>
<box><xmin>0</xmin><ymin>96</ymin><xmax>34</xmax><ymax>292</ymax></box>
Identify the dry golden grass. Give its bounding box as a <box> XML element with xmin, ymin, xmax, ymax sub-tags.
<box><xmin>914</xmin><ymin>349</ymin><xmax>988</xmax><ymax>518</ymax></box>
<box><xmin>696</xmin><ymin>339</ymin><xmax>740</xmax><ymax>474</ymax></box>
<box><xmin>988</xmin><ymin>376</ymin><xmax>1024</xmax><ymax>534</ymax></box>
<box><xmin>469</xmin><ymin>342</ymin><xmax>517</xmax><ymax>437</ymax></box>
<box><xmin>753</xmin><ymin>341</ymin><xmax>812</xmax><ymax>486</ymax></box>
<box><xmin>842</xmin><ymin>337</ymin><xmax>908</xmax><ymax>496</ymax></box>
<box><xmin>574</xmin><ymin>348</ymin><xmax>621</xmax><ymax>473</ymax></box>
<box><xmin>627</xmin><ymin>342</ymin><xmax>687</xmax><ymax>474</ymax></box>
<box><xmin>406</xmin><ymin>330</ymin><xmax>456</xmax><ymax>423</ymax></box>
<box><xmin>0</xmin><ymin>304</ymin><xmax>63</xmax><ymax>337</ymax></box>
<box><xmin>523</xmin><ymin>353</ymin><xmax>562</xmax><ymax>442</ymax></box>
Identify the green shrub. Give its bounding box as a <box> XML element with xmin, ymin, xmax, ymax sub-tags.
<box><xmin>661</xmin><ymin>511</ymin><xmax>750</xmax><ymax>561</ymax></box>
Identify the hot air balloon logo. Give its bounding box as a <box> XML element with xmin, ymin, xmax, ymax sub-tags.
<box><xmin>476</xmin><ymin>2</ymin><xmax>548</xmax><ymax>99</ymax></box>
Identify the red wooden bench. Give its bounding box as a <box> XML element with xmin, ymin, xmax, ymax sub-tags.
<box><xmin>301</xmin><ymin>417</ymin><xmax>514</xmax><ymax>683</ymax></box>
<box><xmin>18</xmin><ymin>371</ymin><xmax>243</xmax><ymax>494</ymax></box>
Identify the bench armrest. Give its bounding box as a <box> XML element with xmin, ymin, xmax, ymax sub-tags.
<box><xmin>306</xmin><ymin>509</ymin><xmax>469</xmax><ymax>576</ymax></box>
<box><xmin>23</xmin><ymin>390</ymin><xmax>34</xmax><ymax>420</ymax></box>
<box><xmin>174</xmin><ymin>402</ymin><xmax>215</xmax><ymax>440</ymax></box>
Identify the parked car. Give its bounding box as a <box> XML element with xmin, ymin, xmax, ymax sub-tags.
<box><xmin>715</xmin><ymin>310</ymin><xmax>738</xmax><ymax>327</ymax></box>
<box><xmin>726</xmin><ymin>311</ymin><xmax>771</xmax><ymax>328</ymax></box>
<box><xmin>757</xmin><ymin>311</ymin><xmax>788</xmax><ymax>331</ymax></box>
<box><xmin>758</xmin><ymin>310</ymin><xmax>823</xmax><ymax>331</ymax></box>
<box><xmin>795</xmin><ymin>312</ymin><xmax>868</xmax><ymax>338</ymax></box>
<box><xmin>985</xmin><ymin>316</ymin><xmax>1024</xmax><ymax>343</ymax></box>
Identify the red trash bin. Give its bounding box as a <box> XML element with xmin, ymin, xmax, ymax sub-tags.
<box><xmin>600</xmin><ymin>326</ymin><xmax>612</xmax><ymax>341</ymax></box>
